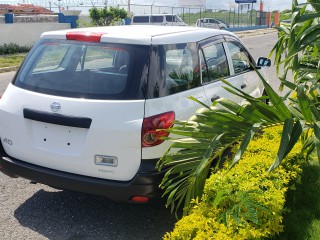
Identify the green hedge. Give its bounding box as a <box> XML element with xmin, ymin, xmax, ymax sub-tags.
<box><xmin>164</xmin><ymin>126</ymin><xmax>304</xmax><ymax>239</ymax></box>
<box><xmin>0</xmin><ymin>43</ymin><xmax>31</xmax><ymax>55</ymax></box>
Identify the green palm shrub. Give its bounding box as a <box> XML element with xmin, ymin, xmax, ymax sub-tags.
<box><xmin>157</xmin><ymin>0</ymin><xmax>320</xmax><ymax>215</ymax></box>
<box><xmin>164</xmin><ymin>126</ymin><xmax>303</xmax><ymax>239</ymax></box>
<box><xmin>273</xmin><ymin>0</ymin><xmax>320</xmax><ymax>87</ymax></box>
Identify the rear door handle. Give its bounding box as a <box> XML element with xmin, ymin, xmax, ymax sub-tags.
<box><xmin>241</xmin><ymin>83</ymin><xmax>247</xmax><ymax>89</ymax></box>
<box><xmin>211</xmin><ymin>95</ymin><xmax>220</xmax><ymax>102</ymax></box>
<box><xmin>23</xmin><ymin>108</ymin><xmax>92</xmax><ymax>129</ymax></box>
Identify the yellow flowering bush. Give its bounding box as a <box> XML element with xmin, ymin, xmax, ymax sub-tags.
<box><xmin>164</xmin><ymin>126</ymin><xmax>304</xmax><ymax>239</ymax></box>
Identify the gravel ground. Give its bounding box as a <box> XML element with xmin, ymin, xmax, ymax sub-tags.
<box><xmin>0</xmin><ymin>175</ymin><xmax>176</xmax><ymax>240</ymax></box>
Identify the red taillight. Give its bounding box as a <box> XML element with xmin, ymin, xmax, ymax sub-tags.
<box><xmin>66</xmin><ymin>32</ymin><xmax>104</xmax><ymax>42</ymax></box>
<box><xmin>130</xmin><ymin>196</ymin><xmax>149</xmax><ymax>203</ymax></box>
<box><xmin>142</xmin><ymin>111</ymin><xmax>175</xmax><ymax>147</ymax></box>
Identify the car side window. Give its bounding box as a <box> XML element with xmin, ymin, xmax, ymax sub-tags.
<box><xmin>166</xmin><ymin>15</ymin><xmax>176</xmax><ymax>22</ymax></box>
<box><xmin>166</xmin><ymin>47</ymin><xmax>198</xmax><ymax>94</ymax></box>
<box><xmin>151</xmin><ymin>16</ymin><xmax>164</xmax><ymax>23</ymax></box>
<box><xmin>132</xmin><ymin>16</ymin><xmax>149</xmax><ymax>23</ymax></box>
<box><xmin>200</xmin><ymin>43</ymin><xmax>229</xmax><ymax>83</ymax></box>
<box><xmin>226</xmin><ymin>41</ymin><xmax>252</xmax><ymax>75</ymax></box>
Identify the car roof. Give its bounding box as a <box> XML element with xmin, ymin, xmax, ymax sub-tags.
<box><xmin>41</xmin><ymin>25</ymin><xmax>236</xmax><ymax>45</ymax></box>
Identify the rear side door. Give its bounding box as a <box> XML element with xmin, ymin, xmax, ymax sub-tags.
<box><xmin>223</xmin><ymin>36</ymin><xmax>264</xmax><ymax>100</ymax></box>
<box><xmin>200</xmin><ymin>36</ymin><xmax>263</xmax><ymax>107</ymax></box>
<box><xmin>200</xmin><ymin>37</ymin><xmax>242</xmax><ymax>106</ymax></box>
<box><xmin>143</xmin><ymin>43</ymin><xmax>207</xmax><ymax>159</ymax></box>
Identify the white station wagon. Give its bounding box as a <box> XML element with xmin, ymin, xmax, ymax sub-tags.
<box><xmin>0</xmin><ymin>26</ymin><xmax>270</xmax><ymax>203</ymax></box>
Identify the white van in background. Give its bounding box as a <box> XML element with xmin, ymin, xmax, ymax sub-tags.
<box><xmin>131</xmin><ymin>14</ymin><xmax>187</xmax><ymax>26</ymax></box>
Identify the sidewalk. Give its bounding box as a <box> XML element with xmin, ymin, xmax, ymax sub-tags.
<box><xmin>235</xmin><ymin>28</ymin><xmax>277</xmax><ymax>38</ymax></box>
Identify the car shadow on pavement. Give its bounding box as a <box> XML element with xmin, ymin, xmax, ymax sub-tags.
<box><xmin>14</xmin><ymin>189</ymin><xmax>176</xmax><ymax>240</ymax></box>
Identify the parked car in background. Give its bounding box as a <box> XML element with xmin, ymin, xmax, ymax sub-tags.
<box><xmin>131</xmin><ymin>14</ymin><xmax>187</xmax><ymax>26</ymax></box>
<box><xmin>0</xmin><ymin>25</ymin><xmax>271</xmax><ymax>204</ymax></box>
<box><xmin>216</xmin><ymin>19</ymin><xmax>230</xmax><ymax>28</ymax></box>
<box><xmin>196</xmin><ymin>18</ymin><xmax>229</xmax><ymax>29</ymax></box>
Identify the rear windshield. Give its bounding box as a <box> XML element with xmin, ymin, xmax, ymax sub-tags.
<box><xmin>13</xmin><ymin>39</ymin><xmax>150</xmax><ymax>100</ymax></box>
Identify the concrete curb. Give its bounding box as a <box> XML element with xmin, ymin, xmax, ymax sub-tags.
<box><xmin>235</xmin><ymin>28</ymin><xmax>277</xmax><ymax>38</ymax></box>
<box><xmin>0</xmin><ymin>66</ymin><xmax>19</xmax><ymax>73</ymax></box>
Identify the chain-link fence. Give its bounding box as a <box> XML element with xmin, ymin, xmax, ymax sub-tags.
<box><xmin>124</xmin><ymin>4</ymin><xmax>258</xmax><ymax>27</ymax></box>
<box><xmin>0</xmin><ymin>1</ymin><xmax>263</xmax><ymax>27</ymax></box>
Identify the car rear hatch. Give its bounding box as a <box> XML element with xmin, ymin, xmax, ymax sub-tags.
<box><xmin>0</xmin><ymin>35</ymin><xmax>150</xmax><ymax>181</ymax></box>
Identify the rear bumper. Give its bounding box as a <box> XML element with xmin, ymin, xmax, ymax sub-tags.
<box><xmin>0</xmin><ymin>142</ymin><xmax>165</xmax><ymax>203</ymax></box>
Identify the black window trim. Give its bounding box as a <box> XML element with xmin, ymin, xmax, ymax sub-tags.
<box><xmin>223</xmin><ymin>39</ymin><xmax>255</xmax><ymax>76</ymax></box>
<box><xmin>198</xmin><ymin>35</ymin><xmax>231</xmax><ymax>85</ymax></box>
<box><xmin>223</xmin><ymin>35</ymin><xmax>257</xmax><ymax>73</ymax></box>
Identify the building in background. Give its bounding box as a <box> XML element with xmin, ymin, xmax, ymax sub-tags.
<box><xmin>0</xmin><ymin>3</ymin><xmax>53</xmax><ymax>15</ymax></box>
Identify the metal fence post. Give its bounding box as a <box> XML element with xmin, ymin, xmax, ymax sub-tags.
<box><xmin>1</xmin><ymin>2</ymin><xmax>263</xmax><ymax>29</ymax></box>
<box><xmin>234</xmin><ymin>8</ymin><xmax>236</xmax><ymax>27</ymax></box>
<box><xmin>238</xmin><ymin>5</ymin><xmax>240</xmax><ymax>27</ymax></box>
<box><xmin>182</xmin><ymin>7</ymin><xmax>184</xmax><ymax>20</ymax></box>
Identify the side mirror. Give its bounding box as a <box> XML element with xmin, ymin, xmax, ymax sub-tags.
<box><xmin>257</xmin><ymin>57</ymin><xmax>271</xmax><ymax>67</ymax></box>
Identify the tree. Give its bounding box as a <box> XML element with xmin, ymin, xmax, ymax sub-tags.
<box><xmin>89</xmin><ymin>7</ymin><xmax>128</xmax><ymax>26</ymax></box>
<box><xmin>157</xmin><ymin>0</ymin><xmax>320</xmax><ymax>216</ymax></box>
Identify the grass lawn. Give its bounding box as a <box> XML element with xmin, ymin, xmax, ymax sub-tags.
<box><xmin>0</xmin><ymin>53</ymin><xmax>27</xmax><ymax>69</ymax></box>
<box><xmin>273</xmin><ymin>159</ymin><xmax>320</xmax><ymax>239</ymax></box>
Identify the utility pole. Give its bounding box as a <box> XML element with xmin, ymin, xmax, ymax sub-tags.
<box><xmin>260</xmin><ymin>0</ymin><xmax>263</xmax><ymax>25</ymax></box>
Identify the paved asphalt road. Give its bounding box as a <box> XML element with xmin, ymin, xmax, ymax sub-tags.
<box><xmin>0</xmin><ymin>31</ymin><xmax>281</xmax><ymax>240</ymax></box>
